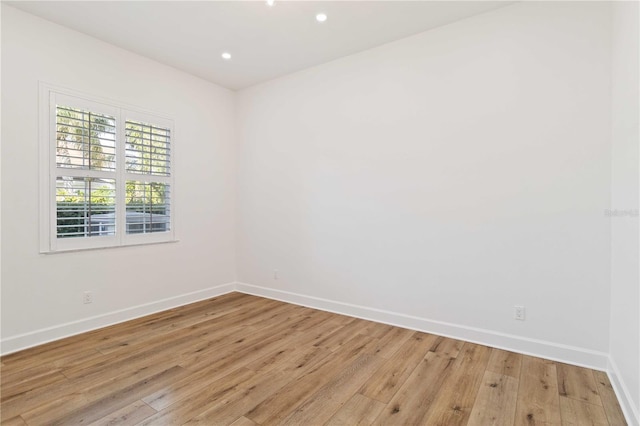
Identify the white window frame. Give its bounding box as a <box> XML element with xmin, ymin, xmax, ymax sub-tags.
<box><xmin>39</xmin><ymin>83</ymin><xmax>176</xmax><ymax>253</ymax></box>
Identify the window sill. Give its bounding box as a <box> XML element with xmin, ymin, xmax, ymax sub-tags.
<box><xmin>40</xmin><ymin>238</ymin><xmax>180</xmax><ymax>255</ymax></box>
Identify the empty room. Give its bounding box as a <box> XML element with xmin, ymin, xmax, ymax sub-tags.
<box><xmin>1</xmin><ymin>0</ymin><xmax>639</xmax><ymax>425</ymax></box>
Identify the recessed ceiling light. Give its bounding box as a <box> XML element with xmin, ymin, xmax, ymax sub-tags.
<box><xmin>221</xmin><ymin>52</ymin><xmax>231</xmax><ymax>60</ymax></box>
<box><xmin>316</xmin><ymin>13</ymin><xmax>327</xmax><ymax>23</ymax></box>
<box><xmin>266</xmin><ymin>0</ymin><xmax>275</xmax><ymax>6</ymax></box>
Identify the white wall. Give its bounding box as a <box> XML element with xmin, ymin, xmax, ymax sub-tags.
<box><xmin>236</xmin><ymin>2</ymin><xmax>613</xmax><ymax>366</ymax></box>
<box><xmin>610</xmin><ymin>1</ymin><xmax>640</xmax><ymax>423</ymax></box>
<box><xmin>1</xmin><ymin>6</ymin><xmax>237</xmax><ymax>352</ymax></box>
<box><xmin>0</xmin><ymin>4</ymin><xmax>4</xmax><ymax>356</ymax></box>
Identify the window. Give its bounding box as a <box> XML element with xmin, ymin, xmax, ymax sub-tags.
<box><xmin>40</xmin><ymin>85</ymin><xmax>175</xmax><ymax>252</ymax></box>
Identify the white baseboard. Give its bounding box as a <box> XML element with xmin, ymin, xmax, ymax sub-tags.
<box><xmin>0</xmin><ymin>282</ymin><xmax>236</xmax><ymax>356</ymax></box>
<box><xmin>235</xmin><ymin>282</ymin><xmax>609</xmax><ymax>371</ymax></box>
<box><xmin>608</xmin><ymin>357</ymin><xmax>640</xmax><ymax>426</ymax></box>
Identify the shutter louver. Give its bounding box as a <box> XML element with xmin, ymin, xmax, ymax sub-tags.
<box><xmin>56</xmin><ymin>177</ymin><xmax>116</xmax><ymax>238</ymax></box>
<box><xmin>56</xmin><ymin>106</ymin><xmax>116</xmax><ymax>172</ymax></box>
<box><xmin>125</xmin><ymin>181</ymin><xmax>171</xmax><ymax>234</ymax></box>
<box><xmin>125</xmin><ymin>121</ymin><xmax>171</xmax><ymax>176</ymax></box>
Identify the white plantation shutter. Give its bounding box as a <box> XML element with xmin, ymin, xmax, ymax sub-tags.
<box><xmin>56</xmin><ymin>177</ymin><xmax>116</xmax><ymax>239</ymax></box>
<box><xmin>56</xmin><ymin>106</ymin><xmax>116</xmax><ymax>172</ymax></box>
<box><xmin>41</xmin><ymin>86</ymin><xmax>175</xmax><ymax>252</ymax></box>
<box><xmin>125</xmin><ymin>181</ymin><xmax>171</xmax><ymax>234</ymax></box>
<box><xmin>125</xmin><ymin>121</ymin><xmax>171</xmax><ymax>176</ymax></box>
<box><xmin>124</xmin><ymin>116</ymin><xmax>172</xmax><ymax>237</ymax></box>
<box><xmin>55</xmin><ymin>104</ymin><xmax>118</xmax><ymax>245</ymax></box>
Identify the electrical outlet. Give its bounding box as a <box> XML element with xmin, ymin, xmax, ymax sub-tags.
<box><xmin>83</xmin><ymin>291</ymin><xmax>93</xmax><ymax>304</ymax></box>
<box><xmin>273</xmin><ymin>269</ymin><xmax>279</xmax><ymax>280</ymax></box>
<box><xmin>514</xmin><ymin>305</ymin><xmax>525</xmax><ymax>320</ymax></box>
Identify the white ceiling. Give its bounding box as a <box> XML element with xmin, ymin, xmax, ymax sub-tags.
<box><xmin>7</xmin><ymin>1</ymin><xmax>512</xmax><ymax>90</ymax></box>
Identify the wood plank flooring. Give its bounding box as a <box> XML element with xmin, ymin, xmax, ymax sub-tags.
<box><xmin>0</xmin><ymin>292</ymin><xmax>627</xmax><ymax>425</ymax></box>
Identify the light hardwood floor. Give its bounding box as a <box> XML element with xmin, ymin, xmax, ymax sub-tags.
<box><xmin>0</xmin><ymin>292</ymin><xmax>627</xmax><ymax>425</ymax></box>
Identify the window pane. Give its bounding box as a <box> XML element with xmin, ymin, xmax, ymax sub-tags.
<box><xmin>125</xmin><ymin>181</ymin><xmax>170</xmax><ymax>234</ymax></box>
<box><xmin>56</xmin><ymin>106</ymin><xmax>116</xmax><ymax>171</ymax></box>
<box><xmin>56</xmin><ymin>177</ymin><xmax>116</xmax><ymax>238</ymax></box>
<box><xmin>125</xmin><ymin>120</ymin><xmax>171</xmax><ymax>176</ymax></box>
